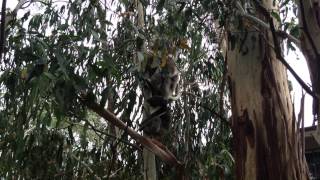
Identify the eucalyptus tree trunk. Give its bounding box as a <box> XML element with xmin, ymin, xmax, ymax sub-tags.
<box><xmin>298</xmin><ymin>0</ymin><xmax>320</xmax><ymax>129</ymax></box>
<box><xmin>224</xmin><ymin>0</ymin><xmax>309</xmax><ymax>179</ymax></box>
<box><xmin>135</xmin><ymin>1</ymin><xmax>157</xmax><ymax>180</ymax></box>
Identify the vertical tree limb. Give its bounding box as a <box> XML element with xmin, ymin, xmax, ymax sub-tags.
<box><xmin>0</xmin><ymin>0</ymin><xmax>7</xmax><ymax>62</ymax></box>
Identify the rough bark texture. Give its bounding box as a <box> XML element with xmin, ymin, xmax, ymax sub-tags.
<box><xmin>226</xmin><ymin>1</ymin><xmax>310</xmax><ymax>179</ymax></box>
<box><xmin>298</xmin><ymin>0</ymin><xmax>320</xmax><ymax>128</ymax></box>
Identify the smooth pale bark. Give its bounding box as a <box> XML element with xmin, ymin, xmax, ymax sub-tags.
<box><xmin>143</xmin><ymin>148</ymin><xmax>157</xmax><ymax>180</ymax></box>
<box><xmin>298</xmin><ymin>0</ymin><xmax>320</xmax><ymax>131</ymax></box>
<box><xmin>225</xmin><ymin>1</ymin><xmax>309</xmax><ymax>179</ymax></box>
<box><xmin>135</xmin><ymin>0</ymin><xmax>157</xmax><ymax>179</ymax></box>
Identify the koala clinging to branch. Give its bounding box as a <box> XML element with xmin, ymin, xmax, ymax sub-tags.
<box><xmin>140</xmin><ymin>50</ymin><xmax>180</xmax><ymax>137</ymax></box>
<box><xmin>139</xmin><ymin>96</ymin><xmax>170</xmax><ymax>135</ymax></box>
<box><xmin>147</xmin><ymin>54</ymin><xmax>180</xmax><ymax>99</ymax></box>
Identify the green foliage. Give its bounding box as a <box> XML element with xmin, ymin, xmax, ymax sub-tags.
<box><xmin>0</xmin><ymin>0</ymin><xmax>232</xmax><ymax>179</ymax></box>
<box><xmin>271</xmin><ymin>11</ymin><xmax>281</xmax><ymax>23</ymax></box>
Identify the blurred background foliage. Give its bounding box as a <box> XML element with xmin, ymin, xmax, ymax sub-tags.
<box><xmin>0</xmin><ymin>0</ymin><xmax>234</xmax><ymax>179</ymax></box>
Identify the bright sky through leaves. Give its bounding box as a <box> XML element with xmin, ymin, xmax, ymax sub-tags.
<box><xmin>2</xmin><ymin>0</ymin><xmax>314</xmax><ymax>126</ymax></box>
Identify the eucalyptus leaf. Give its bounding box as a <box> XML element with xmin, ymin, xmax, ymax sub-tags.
<box><xmin>271</xmin><ymin>11</ymin><xmax>281</xmax><ymax>23</ymax></box>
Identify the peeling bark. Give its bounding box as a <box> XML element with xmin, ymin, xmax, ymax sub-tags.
<box><xmin>226</xmin><ymin>1</ymin><xmax>309</xmax><ymax>179</ymax></box>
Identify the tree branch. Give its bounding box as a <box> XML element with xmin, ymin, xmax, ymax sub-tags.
<box><xmin>297</xmin><ymin>91</ymin><xmax>305</xmax><ymax>155</ymax></box>
<box><xmin>255</xmin><ymin>1</ymin><xmax>317</xmax><ymax>99</ymax></box>
<box><xmin>236</xmin><ymin>1</ymin><xmax>301</xmax><ymax>48</ymax></box>
<box><xmin>0</xmin><ymin>0</ymin><xmax>7</xmax><ymax>62</ymax></box>
<box><xmin>78</xmin><ymin>92</ymin><xmax>183</xmax><ymax>168</ymax></box>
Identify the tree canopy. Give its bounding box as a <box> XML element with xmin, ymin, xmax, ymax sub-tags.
<box><xmin>0</xmin><ymin>0</ymin><xmax>237</xmax><ymax>179</ymax></box>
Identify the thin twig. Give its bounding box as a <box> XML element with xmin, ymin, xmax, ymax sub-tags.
<box><xmin>82</xmin><ymin>118</ymin><xmax>142</xmax><ymax>151</ymax></box>
<box><xmin>182</xmin><ymin>91</ymin><xmax>230</xmax><ymax>125</ymax></box>
<box><xmin>199</xmin><ymin>103</ymin><xmax>230</xmax><ymax>127</ymax></box>
<box><xmin>70</xmin><ymin>153</ymin><xmax>102</xmax><ymax>180</ymax></box>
